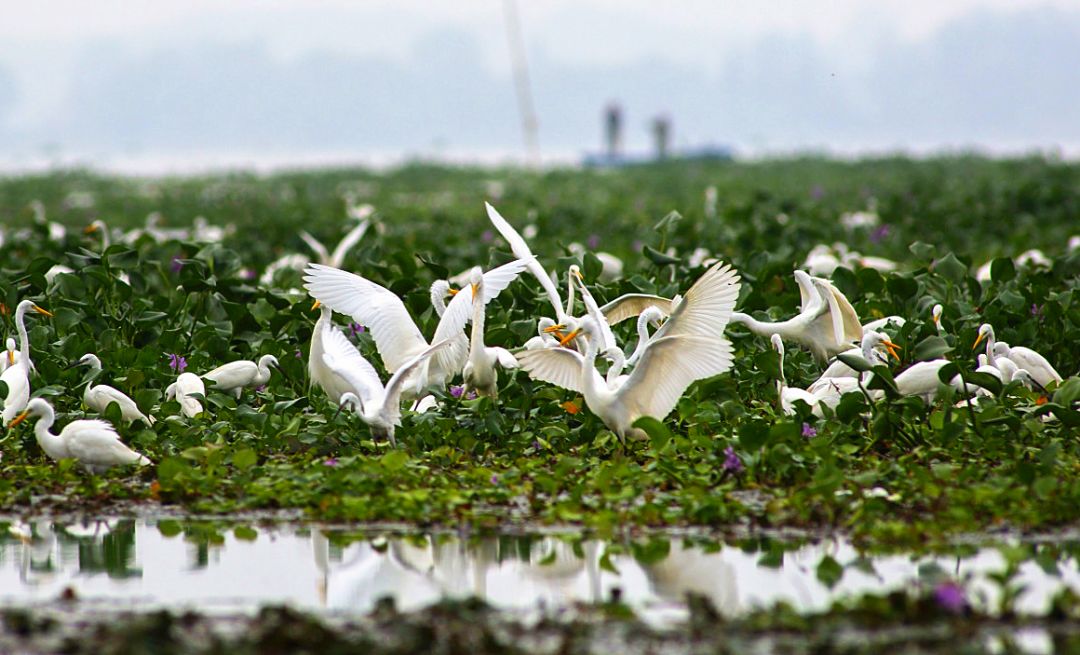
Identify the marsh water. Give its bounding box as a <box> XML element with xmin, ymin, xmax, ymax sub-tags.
<box><xmin>2</xmin><ymin>518</ymin><xmax>1079</xmax><ymax>630</ymax></box>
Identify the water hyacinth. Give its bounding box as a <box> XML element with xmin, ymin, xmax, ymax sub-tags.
<box><xmin>802</xmin><ymin>423</ymin><xmax>817</xmax><ymax>438</ymax></box>
<box><xmin>932</xmin><ymin>581</ymin><xmax>967</xmax><ymax>614</ymax></box>
<box><xmin>167</xmin><ymin>353</ymin><xmax>187</xmax><ymax>373</ymax></box>
<box><xmin>722</xmin><ymin>446</ymin><xmax>743</xmax><ymax>473</ymax></box>
<box><xmin>170</xmin><ymin>255</ymin><xmax>184</xmax><ymax>273</ymax></box>
<box><xmin>870</xmin><ymin>224</ymin><xmax>892</xmax><ymax>243</ymax></box>
<box><xmin>449</xmin><ymin>385</ymin><xmax>464</xmax><ymax>398</ymax></box>
<box><xmin>349</xmin><ymin>322</ymin><xmax>365</xmax><ymax>337</ymax></box>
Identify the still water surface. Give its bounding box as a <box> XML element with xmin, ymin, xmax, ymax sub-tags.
<box><xmin>2</xmin><ymin>518</ymin><xmax>1079</xmax><ymax>626</ymax></box>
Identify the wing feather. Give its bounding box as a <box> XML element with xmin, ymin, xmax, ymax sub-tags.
<box><xmin>617</xmin><ymin>336</ymin><xmax>734</xmax><ymax>421</ymax></box>
<box><xmin>329</xmin><ymin>220</ymin><xmax>370</xmax><ymax>267</ymax></box>
<box><xmin>515</xmin><ymin>348</ymin><xmax>587</xmax><ymax>394</ymax></box>
<box><xmin>382</xmin><ymin>339</ymin><xmax>456</xmax><ymax>422</ymax></box>
<box><xmin>299</xmin><ymin>231</ymin><xmax>330</xmax><ymax>264</ymax></box>
<box><xmin>321</xmin><ymin>325</ymin><xmax>383</xmax><ymax>408</ymax></box>
<box><xmin>303</xmin><ymin>264</ymin><xmax>427</xmax><ymax>372</ymax></box>
<box><xmin>485</xmin><ymin>203</ymin><xmax>563</xmax><ymax>317</ymax></box>
<box><xmin>600</xmin><ymin>294</ymin><xmax>674</xmax><ymax>325</ymax></box>
<box><xmin>654</xmin><ymin>261</ymin><xmax>740</xmax><ymax>341</ymax></box>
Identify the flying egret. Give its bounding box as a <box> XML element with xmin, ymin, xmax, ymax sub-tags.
<box><xmin>462</xmin><ymin>268</ymin><xmax>520</xmax><ymax>398</ymax></box>
<box><xmin>299</xmin><ymin>213</ymin><xmax>371</xmax><ymax>268</ymax></box>
<box><xmin>9</xmin><ymin>398</ymin><xmax>151</xmax><ymax>473</ymax></box>
<box><xmin>729</xmin><ymin>272</ymin><xmax>862</xmax><ymax>362</ymax></box>
<box><xmin>309</xmin><ymin>301</ymin><xmax>355</xmax><ymax>404</ymax></box>
<box><xmin>73</xmin><ymin>354</ymin><xmax>155</xmax><ymax>425</ymax></box>
<box><xmin>202</xmin><ymin>355</ymin><xmax>279</xmax><ymax>399</ymax></box>
<box><xmin>2</xmin><ymin>300</ymin><xmax>51</xmax><ymax>426</ymax></box>
<box><xmin>303</xmin><ymin>258</ymin><xmax>529</xmax><ymax>398</ymax></box>
<box><xmin>973</xmin><ymin>324</ymin><xmax>1062</xmax><ymax>389</ymax></box>
<box><xmin>517</xmin><ymin>261</ymin><xmax>739</xmax><ymax>442</ymax></box>
<box><xmin>323</xmin><ymin>324</ymin><xmax>453</xmax><ymax>446</ymax></box>
<box><xmin>165</xmin><ymin>373</ymin><xmax>206</xmax><ymax>418</ymax></box>
<box><xmin>771</xmin><ymin>335</ymin><xmax>825</xmax><ymax>417</ymax></box>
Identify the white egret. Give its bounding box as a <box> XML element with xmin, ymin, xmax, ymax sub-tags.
<box><xmin>261</xmin><ymin>253</ymin><xmax>311</xmax><ymax>286</ymax></box>
<box><xmin>771</xmin><ymin>335</ymin><xmax>825</xmax><ymax>417</ymax></box>
<box><xmin>523</xmin><ymin>317</ymin><xmax>566</xmax><ymax>350</ymax></box>
<box><xmin>309</xmin><ymin>301</ymin><xmax>355</xmax><ymax>404</ymax></box>
<box><xmin>517</xmin><ymin>260</ymin><xmax>739</xmax><ymax>442</ymax></box>
<box><xmin>324</xmin><ymin>325</ymin><xmax>453</xmax><ymax>446</ymax></box>
<box><xmin>2</xmin><ymin>301</ymin><xmax>51</xmax><ymax>426</ymax></box>
<box><xmin>893</xmin><ymin>360</ymin><xmax>974</xmax><ymax>403</ymax></box>
<box><xmin>165</xmin><ymin>373</ymin><xmax>206</xmax><ymax>418</ymax></box>
<box><xmin>973</xmin><ymin>324</ymin><xmax>1061</xmax><ymax>389</ymax></box>
<box><xmin>202</xmin><ymin>355</ymin><xmax>279</xmax><ymax>398</ymax></box>
<box><xmin>299</xmin><ymin>214</ymin><xmax>371</xmax><ymax>268</ymax></box>
<box><xmin>815</xmin><ymin>331</ymin><xmax>900</xmax><ymax>381</ymax></box>
<box><xmin>303</xmin><ymin>258</ymin><xmax>529</xmax><ymax>398</ymax></box>
<box><xmin>729</xmin><ymin>272</ymin><xmax>862</xmax><ymax>362</ymax></box>
<box><xmin>931</xmin><ymin>304</ymin><xmax>944</xmax><ymax>334</ymax></box>
<box><xmin>1</xmin><ymin>337</ymin><xmax>19</xmax><ymax>373</ymax></box>
<box><xmin>626</xmin><ymin>307</ymin><xmax>667</xmax><ymax>367</ymax></box>
<box><xmin>9</xmin><ymin>398</ymin><xmax>151</xmax><ymax>473</ymax></box>
<box><xmin>73</xmin><ymin>354</ymin><xmax>155</xmax><ymax>425</ymax></box>
<box><xmin>862</xmin><ymin>315</ymin><xmax>906</xmax><ymax>333</ymax></box>
<box><xmin>567</xmin><ymin>243</ymin><xmax>623</xmax><ymax>282</ymax></box>
<box><xmin>429</xmin><ymin>280</ymin><xmax>460</xmax><ymax>317</ymax></box>
<box><xmin>462</xmin><ymin>268</ymin><xmax>520</xmax><ymax>398</ymax></box>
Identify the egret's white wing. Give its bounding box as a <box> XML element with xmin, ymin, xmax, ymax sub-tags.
<box><xmin>321</xmin><ymin>325</ymin><xmax>383</xmax><ymax>409</ymax></box>
<box><xmin>382</xmin><ymin>339</ymin><xmax>455</xmax><ymax>423</ymax></box>
<box><xmin>617</xmin><ymin>335</ymin><xmax>734</xmax><ymax>422</ymax></box>
<box><xmin>478</xmin><ymin>257</ymin><xmax>532</xmax><ymax>304</ymax></box>
<box><xmin>329</xmin><ymin>219</ymin><xmax>370</xmax><ymax>268</ymax></box>
<box><xmin>600</xmin><ymin>294</ymin><xmax>674</xmax><ymax>325</ymax></box>
<box><xmin>492</xmin><ymin>347</ymin><xmax>519</xmax><ymax>369</ymax></box>
<box><xmin>303</xmin><ymin>264</ymin><xmax>428</xmax><ymax>372</ymax></box>
<box><xmin>515</xmin><ymin>347</ymin><xmax>593</xmax><ymax>394</ymax></box>
<box><xmin>66</xmin><ymin>421</ymin><xmax>149</xmax><ymax>467</ymax></box>
<box><xmin>299</xmin><ymin>231</ymin><xmax>331</xmax><ymax>264</ymax></box>
<box><xmin>654</xmin><ymin>261</ymin><xmax>740</xmax><ymax>341</ymax></box>
<box><xmin>813</xmin><ymin>277</ymin><xmax>862</xmax><ymax>344</ymax></box>
<box><xmin>485</xmin><ymin>203</ymin><xmax>563</xmax><ymax>317</ymax></box>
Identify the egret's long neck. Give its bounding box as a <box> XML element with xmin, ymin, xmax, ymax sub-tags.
<box><xmin>34</xmin><ymin>407</ymin><xmax>64</xmax><ymax>458</ymax></box>
<box><xmin>580</xmin><ymin>332</ymin><xmax>603</xmax><ymax>400</ymax></box>
<box><xmin>430</xmin><ymin>283</ymin><xmax>448</xmax><ymax>318</ymax></box>
<box><xmin>469</xmin><ymin>286</ymin><xmax>486</xmax><ymax>357</ymax></box>
<box><xmin>627</xmin><ymin>314</ymin><xmax>653</xmax><ymax>365</ymax></box>
<box><xmin>100</xmin><ymin>224</ymin><xmax>110</xmax><ymax>250</ymax></box>
<box><xmin>564</xmin><ymin>272</ymin><xmax>576</xmax><ymax>316</ymax></box>
<box><xmin>984</xmin><ymin>328</ymin><xmax>997</xmax><ymax>366</ymax></box>
<box><xmin>775</xmin><ymin>348</ymin><xmax>787</xmax><ymax>407</ymax></box>
<box><xmin>605</xmin><ymin>350</ymin><xmax>626</xmax><ymax>385</ymax></box>
<box><xmin>14</xmin><ymin>305</ymin><xmax>30</xmax><ymax>361</ymax></box>
<box><xmin>731</xmin><ymin>312</ymin><xmax>803</xmax><ymax>341</ymax></box>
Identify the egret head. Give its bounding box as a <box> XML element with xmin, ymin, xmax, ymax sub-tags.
<box><xmin>770</xmin><ymin>333</ymin><xmax>785</xmax><ymax>356</ymax></box>
<box><xmin>569</xmin><ymin>264</ymin><xmax>583</xmax><ymax>281</ymax></box>
<box><xmin>467</xmin><ymin>267</ymin><xmax>484</xmax><ymax>298</ymax></box>
<box><xmin>973</xmin><ymin>323</ymin><xmax>994</xmax><ymax>351</ymax></box>
<box><xmin>932</xmin><ymin>304</ymin><xmax>943</xmax><ymax>326</ymax></box>
<box><xmin>260</xmin><ymin>354</ymin><xmax>280</xmax><ymax>369</ymax></box>
<box><xmin>640</xmin><ymin>306</ymin><xmax>666</xmax><ymax>327</ymax></box>
<box><xmin>8</xmin><ymin>398</ymin><xmax>51</xmax><ymax>428</ymax></box>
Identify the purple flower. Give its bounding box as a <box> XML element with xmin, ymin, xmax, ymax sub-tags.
<box><xmin>631</xmin><ymin>240</ymin><xmax>643</xmax><ymax>252</ymax></box>
<box><xmin>170</xmin><ymin>255</ymin><xmax>184</xmax><ymax>273</ymax></box>
<box><xmin>255</xmin><ymin>384</ymin><xmax>267</xmax><ymax>393</ymax></box>
<box><xmin>323</xmin><ymin>458</ymin><xmax>338</xmax><ymax>467</ymax></box>
<box><xmin>294</xmin><ymin>349</ymin><xmax>302</xmax><ymax>359</ymax></box>
<box><xmin>168</xmin><ymin>353</ymin><xmax>187</xmax><ymax>373</ymax></box>
<box><xmin>490</xmin><ymin>474</ymin><xmax>499</xmax><ymax>485</ymax></box>
<box><xmin>802</xmin><ymin>423</ymin><xmax>817</xmax><ymax>438</ymax></box>
<box><xmin>1031</xmin><ymin>304</ymin><xmax>1041</xmax><ymax>317</ymax></box>
<box><xmin>532</xmin><ymin>440</ymin><xmax>541</xmax><ymax>451</ymax></box>
<box><xmin>466</xmin><ymin>390</ymin><xmax>478</xmax><ymax>400</ymax></box>
<box><xmin>587</xmin><ymin>234</ymin><xmax>600</xmax><ymax>249</ymax></box>
<box><xmin>349</xmin><ymin>322</ymin><xmax>365</xmax><ymax>337</ymax></box>
<box><xmin>449</xmin><ymin>385</ymin><xmax>464</xmax><ymax>398</ymax></box>
<box><xmin>481</xmin><ymin>230</ymin><xmax>494</xmax><ymax>243</ymax></box>
<box><xmin>810</xmin><ymin>185</ymin><xmax>825</xmax><ymax>200</ymax></box>
<box><xmin>933</xmin><ymin>581</ymin><xmax>967</xmax><ymax>614</ymax></box>
<box><xmin>869</xmin><ymin>224</ymin><xmax>892</xmax><ymax>244</ymax></box>
<box><xmin>722</xmin><ymin>446</ymin><xmax>743</xmax><ymax>473</ymax></box>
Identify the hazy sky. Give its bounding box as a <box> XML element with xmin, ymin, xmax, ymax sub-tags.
<box><xmin>0</xmin><ymin>1</ymin><xmax>1077</xmax><ymax>170</ymax></box>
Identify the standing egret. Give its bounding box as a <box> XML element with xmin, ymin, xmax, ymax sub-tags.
<box><xmin>894</xmin><ymin>360</ymin><xmax>975</xmax><ymax>403</ymax></box>
<box><xmin>973</xmin><ymin>324</ymin><xmax>1062</xmax><ymax>389</ymax></box>
<box><xmin>9</xmin><ymin>398</ymin><xmax>151</xmax><ymax>473</ymax></box>
<box><xmin>73</xmin><ymin>354</ymin><xmax>155</xmax><ymax>425</ymax></box>
<box><xmin>303</xmin><ymin>258</ymin><xmax>529</xmax><ymax>398</ymax></box>
<box><xmin>771</xmin><ymin>335</ymin><xmax>825</xmax><ymax>417</ymax></box>
<box><xmin>165</xmin><ymin>373</ymin><xmax>206</xmax><ymax>418</ymax></box>
<box><xmin>462</xmin><ymin>268</ymin><xmax>520</xmax><ymax>398</ymax></box>
<box><xmin>814</xmin><ymin>331</ymin><xmax>899</xmax><ymax>381</ymax></box>
<box><xmin>309</xmin><ymin>301</ymin><xmax>355</xmax><ymax>404</ymax></box>
<box><xmin>518</xmin><ymin>259</ymin><xmax>739</xmax><ymax>439</ymax></box>
<box><xmin>323</xmin><ymin>325</ymin><xmax>453</xmax><ymax>446</ymax></box>
<box><xmin>1</xmin><ymin>337</ymin><xmax>19</xmax><ymax>373</ymax></box>
<box><xmin>2</xmin><ymin>301</ymin><xmax>51</xmax><ymax>426</ymax></box>
<box><xmin>202</xmin><ymin>355</ymin><xmax>279</xmax><ymax>399</ymax></box>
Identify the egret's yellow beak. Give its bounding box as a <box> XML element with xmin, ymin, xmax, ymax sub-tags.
<box><xmin>972</xmin><ymin>332</ymin><xmax>987</xmax><ymax>351</ymax></box>
<box><xmin>933</xmin><ymin>314</ymin><xmax>940</xmax><ymax>326</ymax></box>
<box><xmin>311</xmin><ymin>300</ymin><xmax>321</xmax><ymax>310</ymax></box>
<box><xmin>7</xmin><ymin>350</ymin><xmax>13</xmax><ymax>366</ymax></box>
<box><xmin>447</xmin><ymin>287</ymin><xmax>459</xmax><ymax>296</ymax></box>
<box><xmin>542</xmin><ymin>323</ymin><xmax>566</xmax><ymax>334</ymax></box>
<box><xmin>470</xmin><ymin>282</ymin><xmax>479</xmax><ymax>297</ymax></box>
<box><xmin>83</xmin><ymin>224</ymin><xmax>99</xmax><ymax>234</ymax></box>
<box><xmin>8</xmin><ymin>410</ymin><xmax>30</xmax><ymax>429</ymax></box>
<box><xmin>558</xmin><ymin>328</ymin><xmax>581</xmax><ymax>347</ymax></box>
<box><xmin>882</xmin><ymin>339</ymin><xmax>901</xmax><ymax>361</ymax></box>
<box><xmin>31</xmin><ymin>304</ymin><xmax>52</xmax><ymax>317</ymax></box>
<box><xmin>573</xmin><ymin>269</ymin><xmax>584</xmax><ymax>281</ymax></box>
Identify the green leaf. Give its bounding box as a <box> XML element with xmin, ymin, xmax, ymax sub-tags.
<box><xmin>914</xmin><ymin>335</ymin><xmax>953</xmax><ymax>362</ymax></box>
<box><xmin>234</xmin><ymin>526</ymin><xmax>258</xmax><ymax>541</ymax></box>
<box><xmin>232</xmin><ymin>448</ymin><xmax>257</xmax><ymax>471</ymax></box>
<box><xmin>990</xmin><ymin>257</ymin><xmax>1015</xmax><ymax>283</ymax></box>
<box><xmin>633</xmin><ymin>416</ymin><xmax>672</xmax><ymax>450</ymax></box>
<box><xmin>932</xmin><ymin>252</ymin><xmax>968</xmax><ymax>283</ymax></box>
<box><xmin>643</xmin><ymin>245</ymin><xmax>680</xmax><ymax>266</ymax></box>
<box><xmin>157</xmin><ymin>457</ymin><xmax>190</xmax><ymax>483</ymax></box>
<box><xmin>816</xmin><ymin>555</ymin><xmax>844</xmax><ymax>589</ymax></box>
<box><xmin>837</xmin><ymin>353</ymin><xmax>873</xmax><ymax>373</ymax></box>
<box><xmin>380</xmin><ymin>450</ymin><xmax>409</xmax><ymax>472</ymax></box>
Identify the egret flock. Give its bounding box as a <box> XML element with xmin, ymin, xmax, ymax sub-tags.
<box><xmin>2</xmin><ymin>201</ymin><xmax>1068</xmax><ymax>474</ymax></box>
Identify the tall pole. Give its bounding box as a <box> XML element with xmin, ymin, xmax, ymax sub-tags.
<box><xmin>503</xmin><ymin>0</ymin><xmax>540</xmax><ymax>167</ymax></box>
